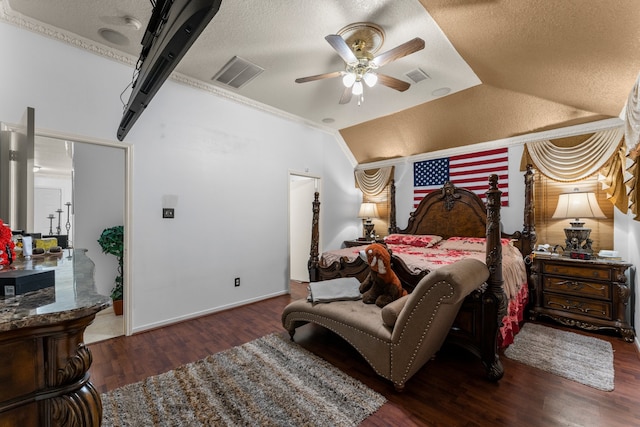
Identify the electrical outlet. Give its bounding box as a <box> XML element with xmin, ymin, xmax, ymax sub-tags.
<box><xmin>162</xmin><ymin>208</ymin><xmax>175</xmax><ymax>218</ymax></box>
<box><xmin>234</xmin><ymin>277</ymin><xmax>240</xmax><ymax>287</ymax></box>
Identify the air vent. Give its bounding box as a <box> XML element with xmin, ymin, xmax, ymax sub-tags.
<box><xmin>212</xmin><ymin>56</ymin><xmax>264</xmax><ymax>89</ymax></box>
<box><xmin>405</xmin><ymin>68</ymin><xmax>430</xmax><ymax>84</ymax></box>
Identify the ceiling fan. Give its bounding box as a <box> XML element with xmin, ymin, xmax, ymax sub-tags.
<box><xmin>295</xmin><ymin>23</ymin><xmax>425</xmax><ymax>105</ymax></box>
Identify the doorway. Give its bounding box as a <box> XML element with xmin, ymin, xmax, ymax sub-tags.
<box><xmin>289</xmin><ymin>173</ymin><xmax>318</xmax><ymax>284</ymax></box>
<box><xmin>35</xmin><ymin>130</ymin><xmax>131</xmax><ymax>342</ymax></box>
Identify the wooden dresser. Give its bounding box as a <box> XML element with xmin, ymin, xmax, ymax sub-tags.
<box><xmin>530</xmin><ymin>254</ymin><xmax>634</xmax><ymax>342</ymax></box>
<box><xmin>0</xmin><ymin>250</ymin><xmax>110</xmax><ymax>426</ymax></box>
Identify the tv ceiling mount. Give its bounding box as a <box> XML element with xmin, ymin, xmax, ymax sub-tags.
<box><xmin>117</xmin><ymin>0</ymin><xmax>222</xmax><ymax>141</ymax></box>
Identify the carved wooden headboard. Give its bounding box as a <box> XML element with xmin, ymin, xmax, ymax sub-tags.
<box><xmin>388</xmin><ymin>166</ymin><xmax>537</xmax><ymax>262</ymax></box>
<box><xmin>391</xmin><ymin>181</ymin><xmax>488</xmax><ymax>239</ymax></box>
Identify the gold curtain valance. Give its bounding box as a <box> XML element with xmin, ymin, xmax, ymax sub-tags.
<box><xmin>524</xmin><ymin>128</ymin><xmax>624</xmax><ymax>182</ymax></box>
<box><xmin>522</xmin><ymin>127</ymin><xmax>633</xmax><ymax>216</ymax></box>
<box><xmin>627</xmin><ymin>148</ymin><xmax>640</xmax><ymax>220</ymax></box>
<box><xmin>355</xmin><ymin>166</ymin><xmax>394</xmax><ymax>198</ymax></box>
<box><xmin>599</xmin><ymin>141</ymin><xmax>629</xmax><ymax>213</ymax></box>
<box><xmin>624</xmin><ymin>73</ymin><xmax>640</xmax><ymax>220</ymax></box>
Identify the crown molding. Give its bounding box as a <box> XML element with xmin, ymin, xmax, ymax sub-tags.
<box><xmin>0</xmin><ymin>1</ymin><xmax>137</xmax><ymax>66</ymax></box>
<box><xmin>0</xmin><ymin>0</ymin><xmax>341</xmax><ymax>138</ymax></box>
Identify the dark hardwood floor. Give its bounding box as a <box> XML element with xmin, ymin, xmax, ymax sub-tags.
<box><xmin>89</xmin><ymin>282</ymin><xmax>640</xmax><ymax>427</ymax></box>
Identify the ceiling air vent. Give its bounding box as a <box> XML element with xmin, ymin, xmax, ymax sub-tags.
<box><xmin>405</xmin><ymin>68</ymin><xmax>430</xmax><ymax>84</ymax></box>
<box><xmin>212</xmin><ymin>56</ymin><xmax>264</xmax><ymax>89</ymax></box>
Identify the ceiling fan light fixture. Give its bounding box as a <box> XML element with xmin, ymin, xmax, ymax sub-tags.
<box><xmin>342</xmin><ymin>73</ymin><xmax>356</xmax><ymax>88</ymax></box>
<box><xmin>296</xmin><ymin>24</ymin><xmax>424</xmax><ymax>106</ymax></box>
<box><xmin>363</xmin><ymin>72</ymin><xmax>377</xmax><ymax>87</ymax></box>
<box><xmin>352</xmin><ymin>80</ymin><xmax>364</xmax><ymax>95</ymax></box>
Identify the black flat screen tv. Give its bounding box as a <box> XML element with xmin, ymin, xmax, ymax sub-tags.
<box><xmin>117</xmin><ymin>0</ymin><xmax>222</xmax><ymax>141</ymax></box>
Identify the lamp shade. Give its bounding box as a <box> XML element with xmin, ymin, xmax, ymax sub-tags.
<box><xmin>551</xmin><ymin>191</ymin><xmax>606</xmax><ymax>220</ymax></box>
<box><xmin>358</xmin><ymin>202</ymin><xmax>379</xmax><ymax>219</ymax></box>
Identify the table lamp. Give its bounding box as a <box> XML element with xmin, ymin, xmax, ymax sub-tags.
<box><xmin>551</xmin><ymin>189</ymin><xmax>606</xmax><ymax>258</ymax></box>
<box><xmin>358</xmin><ymin>202</ymin><xmax>380</xmax><ymax>239</ymax></box>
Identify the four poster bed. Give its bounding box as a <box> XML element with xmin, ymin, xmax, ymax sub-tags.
<box><xmin>306</xmin><ymin>167</ymin><xmax>536</xmax><ymax>380</ymax></box>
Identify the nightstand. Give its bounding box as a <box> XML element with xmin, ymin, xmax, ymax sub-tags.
<box><xmin>530</xmin><ymin>254</ymin><xmax>634</xmax><ymax>342</ymax></box>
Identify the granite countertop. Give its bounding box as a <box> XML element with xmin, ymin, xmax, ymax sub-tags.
<box><xmin>0</xmin><ymin>249</ymin><xmax>111</xmax><ymax>332</ymax></box>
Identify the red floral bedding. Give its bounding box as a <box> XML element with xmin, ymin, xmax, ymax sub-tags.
<box><xmin>320</xmin><ymin>237</ymin><xmax>528</xmax><ymax>347</ymax></box>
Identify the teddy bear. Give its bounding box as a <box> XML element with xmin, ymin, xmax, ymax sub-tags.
<box><xmin>359</xmin><ymin>243</ymin><xmax>407</xmax><ymax>308</ymax></box>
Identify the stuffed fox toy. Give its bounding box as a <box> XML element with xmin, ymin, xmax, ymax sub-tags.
<box><xmin>359</xmin><ymin>243</ymin><xmax>407</xmax><ymax>307</ymax></box>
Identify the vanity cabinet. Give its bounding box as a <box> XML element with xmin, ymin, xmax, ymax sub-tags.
<box><xmin>0</xmin><ymin>313</ymin><xmax>102</xmax><ymax>426</ymax></box>
<box><xmin>0</xmin><ymin>250</ymin><xmax>109</xmax><ymax>426</ymax></box>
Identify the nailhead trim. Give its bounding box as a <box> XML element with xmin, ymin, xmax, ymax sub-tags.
<box><xmin>283</xmin><ymin>280</ymin><xmax>457</xmax><ymax>388</ymax></box>
<box><xmin>392</xmin><ymin>280</ymin><xmax>454</xmax><ymax>386</ymax></box>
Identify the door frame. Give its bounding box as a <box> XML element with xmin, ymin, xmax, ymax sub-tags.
<box><xmin>288</xmin><ymin>171</ymin><xmax>320</xmax><ymax>286</ymax></box>
<box><xmin>36</xmin><ymin>127</ymin><xmax>133</xmax><ymax>336</ymax></box>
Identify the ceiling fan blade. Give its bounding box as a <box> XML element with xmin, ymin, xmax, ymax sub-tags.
<box><xmin>377</xmin><ymin>74</ymin><xmax>411</xmax><ymax>92</ymax></box>
<box><xmin>295</xmin><ymin>71</ymin><xmax>343</xmax><ymax>83</ymax></box>
<box><xmin>339</xmin><ymin>85</ymin><xmax>353</xmax><ymax>104</ymax></box>
<box><xmin>325</xmin><ymin>34</ymin><xmax>358</xmax><ymax>64</ymax></box>
<box><xmin>371</xmin><ymin>37</ymin><xmax>425</xmax><ymax>67</ymax></box>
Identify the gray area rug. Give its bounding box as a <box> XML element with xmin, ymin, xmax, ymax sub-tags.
<box><xmin>101</xmin><ymin>333</ymin><xmax>386</xmax><ymax>426</ymax></box>
<box><xmin>504</xmin><ymin>323</ymin><xmax>614</xmax><ymax>391</ymax></box>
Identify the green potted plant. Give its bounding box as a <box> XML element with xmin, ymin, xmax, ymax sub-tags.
<box><xmin>98</xmin><ymin>225</ymin><xmax>124</xmax><ymax>315</ymax></box>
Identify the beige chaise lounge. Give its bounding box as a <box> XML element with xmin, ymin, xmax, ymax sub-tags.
<box><xmin>282</xmin><ymin>258</ymin><xmax>490</xmax><ymax>391</ymax></box>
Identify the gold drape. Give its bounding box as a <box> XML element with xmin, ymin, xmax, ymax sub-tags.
<box><xmin>599</xmin><ymin>142</ymin><xmax>629</xmax><ymax>213</ymax></box>
<box><xmin>627</xmin><ymin>147</ymin><xmax>639</xmax><ymax>220</ymax></box>
<box><xmin>354</xmin><ymin>166</ymin><xmax>394</xmax><ymax>198</ymax></box>
<box><xmin>624</xmin><ymin>73</ymin><xmax>640</xmax><ymax>220</ymax></box>
<box><xmin>523</xmin><ymin>128</ymin><xmax>624</xmax><ymax>182</ymax></box>
<box><xmin>355</xmin><ymin>167</ymin><xmax>394</xmax><ymax>238</ymax></box>
<box><xmin>522</xmin><ymin>128</ymin><xmax>629</xmax><ymax>216</ymax></box>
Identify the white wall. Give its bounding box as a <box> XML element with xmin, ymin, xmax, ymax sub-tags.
<box><xmin>0</xmin><ymin>21</ymin><xmax>358</xmax><ymax>332</ymax></box>
<box><xmin>628</xmin><ymin>218</ymin><xmax>640</xmax><ymax>349</ymax></box>
<box><xmin>614</xmin><ymin>195</ymin><xmax>640</xmax><ymax>349</ymax></box>
<box><xmin>74</xmin><ymin>143</ymin><xmax>125</xmax><ymax>297</ymax></box>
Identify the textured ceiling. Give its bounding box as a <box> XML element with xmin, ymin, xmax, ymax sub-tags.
<box><xmin>4</xmin><ymin>0</ymin><xmax>640</xmax><ymax>165</ymax></box>
<box><xmin>344</xmin><ymin>0</ymin><xmax>640</xmax><ymax>163</ymax></box>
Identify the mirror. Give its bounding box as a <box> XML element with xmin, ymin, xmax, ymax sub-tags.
<box><xmin>33</xmin><ymin>136</ymin><xmax>74</xmax><ymax>243</ymax></box>
<box><xmin>0</xmin><ymin>107</ymin><xmax>34</xmax><ymax>232</ymax></box>
<box><xmin>0</xmin><ymin>110</ymin><xmax>74</xmax><ymax>243</ymax></box>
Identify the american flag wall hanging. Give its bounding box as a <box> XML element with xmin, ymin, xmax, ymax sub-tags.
<box><xmin>413</xmin><ymin>147</ymin><xmax>509</xmax><ymax>208</ymax></box>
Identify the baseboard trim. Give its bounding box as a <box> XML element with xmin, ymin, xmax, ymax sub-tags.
<box><xmin>130</xmin><ymin>290</ymin><xmax>288</xmax><ymax>335</ymax></box>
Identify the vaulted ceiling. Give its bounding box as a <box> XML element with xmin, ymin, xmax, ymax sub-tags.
<box><xmin>4</xmin><ymin>0</ymin><xmax>640</xmax><ymax>164</ymax></box>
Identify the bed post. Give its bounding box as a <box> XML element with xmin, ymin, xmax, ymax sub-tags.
<box><xmin>486</xmin><ymin>175</ymin><xmax>505</xmax><ymax>301</ymax></box>
<box><xmin>521</xmin><ymin>164</ymin><xmax>537</xmax><ymax>261</ymax></box>
<box><xmin>389</xmin><ymin>179</ymin><xmax>398</xmax><ymax>233</ymax></box>
<box><xmin>308</xmin><ymin>191</ymin><xmax>320</xmax><ymax>282</ymax></box>
<box><xmin>484</xmin><ymin>174</ymin><xmax>507</xmax><ymax>381</ymax></box>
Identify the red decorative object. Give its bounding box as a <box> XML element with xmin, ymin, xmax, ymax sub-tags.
<box><xmin>0</xmin><ymin>219</ymin><xmax>16</xmax><ymax>267</ymax></box>
<box><xmin>570</xmin><ymin>251</ymin><xmax>592</xmax><ymax>260</ymax></box>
